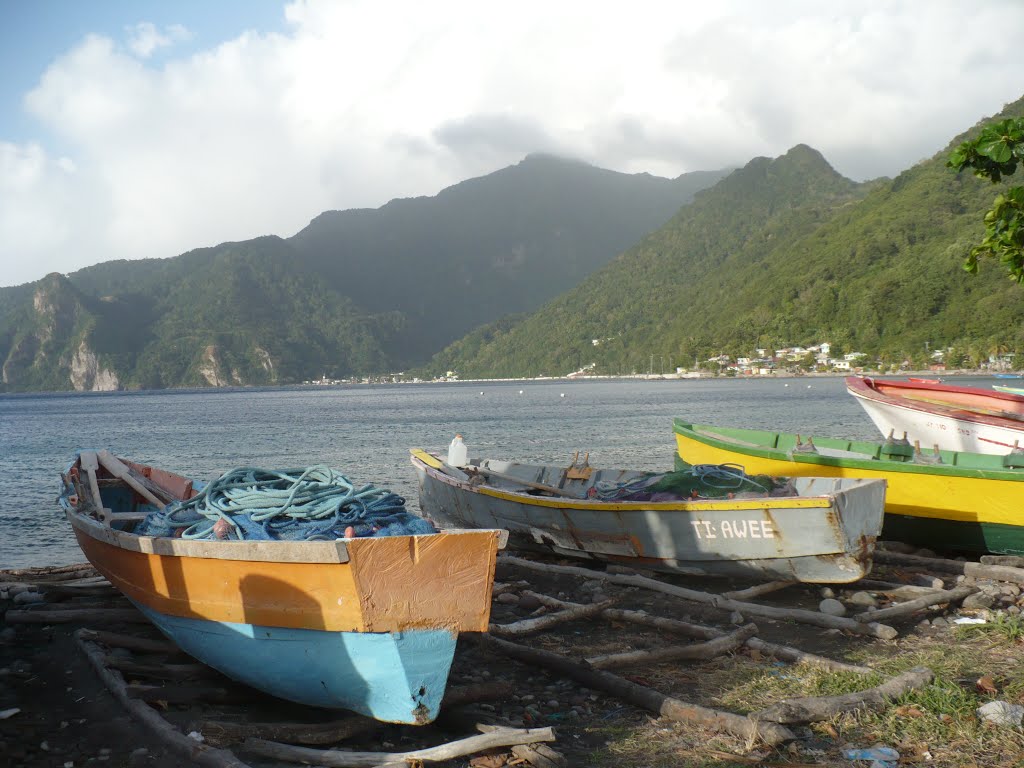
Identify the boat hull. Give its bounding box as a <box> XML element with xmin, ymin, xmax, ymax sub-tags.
<box><xmin>132</xmin><ymin>602</ymin><xmax>456</xmax><ymax>720</ymax></box>
<box><xmin>674</xmin><ymin>420</ymin><xmax>1024</xmax><ymax>555</ymax></box>
<box><xmin>62</xmin><ymin>456</ymin><xmax>502</xmax><ymax>724</ymax></box>
<box><xmin>847</xmin><ymin>376</ymin><xmax>1024</xmax><ymax>454</ymax></box>
<box><xmin>411</xmin><ymin>450</ymin><xmax>884</xmax><ymax>583</ymax></box>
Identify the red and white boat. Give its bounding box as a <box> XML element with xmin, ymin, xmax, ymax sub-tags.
<box><xmin>846</xmin><ymin>376</ymin><xmax>1024</xmax><ymax>455</ymax></box>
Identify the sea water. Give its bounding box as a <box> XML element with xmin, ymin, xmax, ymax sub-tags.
<box><xmin>0</xmin><ymin>376</ymin><xmax>983</xmax><ymax>569</ymax></box>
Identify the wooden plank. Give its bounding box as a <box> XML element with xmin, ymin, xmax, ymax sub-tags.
<box><xmin>97</xmin><ymin>451</ymin><xmax>171</xmax><ymax>507</ymax></box>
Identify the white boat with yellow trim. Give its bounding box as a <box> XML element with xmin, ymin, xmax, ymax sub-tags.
<box><xmin>60</xmin><ymin>450</ymin><xmax>503</xmax><ymax>724</ymax></box>
<box><xmin>410</xmin><ymin>448</ymin><xmax>885</xmax><ymax>583</ymax></box>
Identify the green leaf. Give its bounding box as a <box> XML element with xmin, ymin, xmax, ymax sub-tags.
<box><xmin>977</xmin><ymin>136</ymin><xmax>1013</xmax><ymax>163</ymax></box>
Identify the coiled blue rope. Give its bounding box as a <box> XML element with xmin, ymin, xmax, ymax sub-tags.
<box><xmin>135</xmin><ymin>466</ymin><xmax>436</xmax><ymax>541</ymax></box>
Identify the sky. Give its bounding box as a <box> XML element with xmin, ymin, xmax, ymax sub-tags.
<box><xmin>2</xmin><ymin>1</ymin><xmax>1024</xmax><ymax>288</ymax></box>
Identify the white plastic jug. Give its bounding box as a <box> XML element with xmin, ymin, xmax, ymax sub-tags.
<box><xmin>447</xmin><ymin>434</ymin><xmax>468</xmax><ymax>467</ymax></box>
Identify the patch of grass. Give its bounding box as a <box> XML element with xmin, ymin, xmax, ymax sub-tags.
<box><xmin>956</xmin><ymin>613</ymin><xmax>1024</xmax><ymax>643</ymax></box>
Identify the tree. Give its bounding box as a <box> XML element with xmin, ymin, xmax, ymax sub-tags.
<box><xmin>948</xmin><ymin>118</ymin><xmax>1024</xmax><ymax>281</ymax></box>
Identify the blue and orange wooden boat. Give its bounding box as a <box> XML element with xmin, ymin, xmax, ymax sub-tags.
<box><xmin>59</xmin><ymin>450</ymin><xmax>503</xmax><ymax>724</ymax></box>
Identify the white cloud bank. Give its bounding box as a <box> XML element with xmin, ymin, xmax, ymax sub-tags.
<box><xmin>2</xmin><ymin>0</ymin><xmax>1024</xmax><ymax>286</ymax></box>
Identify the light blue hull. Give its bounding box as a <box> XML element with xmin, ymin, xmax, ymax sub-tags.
<box><xmin>133</xmin><ymin>603</ymin><xmax>458</xmax><ymax>723</ymax></box>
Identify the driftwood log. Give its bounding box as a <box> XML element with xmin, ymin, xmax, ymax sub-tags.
<box><xmin>587</xmin><ymin>623</ymin><xmax>758</xmax><ymax>669</ymax></box>
<box><xmin>242</xmin><ymin>726</ymin><xmax>555</xmax><ymax>767</ymax></box>
<box><xmin>523</xmin><ymin>591</ymin><xmax>872</xmax><ymax>675</ymax></box>
<box><xmin>74</xmin><ymin>630</ymin><xmax>251</xmax><ymax>768</ymax></box>
<box><xmin>511</xmin><ymin>743</ymin><xmax>568</xmax><ymax>768</ymax></box>
<box><xmin>853</xmin><ymin>585</ymin><xmax>978</xmax><ymax>623</ymax></box>
<box><xmin>980</xmin><ymin>555</ymin><xmax>1024</xmax><ymax>568</ymax></box>
<box><xmin>721</xmin><ymin>581</ymin><xmax>797</xmax><ymax>601</ymax></box>
<box><xmin>127</xmin><ymin>683</ymin><xmax>243</xmax><ymax>704</ymax></box>
<box><xmin>78</xmin><ymin>628</ymin><xmax>181</xmax><ymax>655</ymax></box>
<box><xmin>0</xmin><ymin>562</ymin><xmax>96</xmax><ymax>578</ymax></box>
<box><xmin>193</xmin><ymin>681</ymin><xmax>515</xmax><ymax>747</ymax></box>
<box><xmin>4</xmin><ymin>608</ymin><xmax>148</xmax><ymax>624</ymax></box>
<box><xmin>490</xmin><ymin>598</ymin><xmax>618</xmax><ymax>636</ymax></box>
<box><xmin>873</xmin><ymin>550</ymin><xmax>968</xmax><ymax>574</ymax></box>
<box><xmin>753</xmin><ymin>667</ymin><xmax>935</xmax><ymax>724</ymax></box>
<box><xmin>964</xmin><ymin>561</ymin><xmax>1024</xmax><ymax>586</ymax></box>
<box><xmin>500</xmin><ymin>556</ymin><xmax>898</xmax><ymax>640</ymax></box>
<box><xmin>105</xmin><ymin>657</ymin><xmax>212</xmax><ymax>681</ymax></box>
<box><xmin>478</xmin><ymin>635</ymin><xmax>794</xmax><ymax>745</ymax></box>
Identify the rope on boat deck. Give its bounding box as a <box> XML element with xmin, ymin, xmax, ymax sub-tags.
<box><xmin>139</xmin><ymin>466</ymin><xmax>425</xmax><ymax>541</ymax></box>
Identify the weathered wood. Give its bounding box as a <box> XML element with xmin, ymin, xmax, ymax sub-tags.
<box><xmin>78</xmin><ymin>628</ymin><xmax>181</xmax><ymax>654</ymax></box>
<box><xmin>197</xmin><ymin>716</ymin><xmax>377</xmax><ymax>749</ymax></box>
<box><xmin>127</xmin><ymin>683</ymin><xmax>241</xmax><ymax>704</ymax></box>
<box><xmin>588</xmin><ymin>623</ymin><xmax>758</xmax><ymax>669</ymax></box>
<box><xmin>752</xmin><ymin>667</ymin><xmax>934</xmax><ymax>724</ymax></box>
<box><xmin>852</xmin><ymin>585</ymin><xmax>978</xmax><ymax>623</ymax></box>
<box><xmin>104</xmin><ymin>656</ymin><xmax>212</xmax><ymax>680</ymax></box>
<box><xmin>4</xmin><ymin>608</ymin><xmax>148</xmax><ymax>624</ymax></box>
<box><xmin>0</xmin><ymin>568</ymin><xmax>98</xmax><ymax>583</ymax></box>
<box><xmin>490</xmin><ymin>598</ymin><xmax>617</xmax><ymax>636</ymax></box>
<box><xmin>97</xmin><ymin>450</ymin><xmax>172</xmax><ymax>507</ymax></box>
<box><xmin>243</xmin><ymin>726</ymin><xmax>556</xmax><ymax>767</ymax></box>
<box><xmin>872</xmin><ymin>551</ymin><xmax>967</xmax><ymax>574</ymax></box>
<box><xmin>721</xmin><ymin>581</ymin><xmax>796</xmax><ymax>601</ymax></box>
<box><xmin>493</xmin><ymin>580</ymin><xmax>531</xmax><ymax>596</ymax></box>
<box><xmin>80</xmin><ymin>451</ymin><xmax>107</xmax><ymax>517</ymax></box>
<box><xmin>478</xmin><ymin>635</ymin><xmax>793</xmax><ymax>746</ymax></box>
<box><xmin>0</xmin><ymin>562</ymin><xmax>94</xmax><ymax>578</ymax></box>
<box><xmin>522</xmin><ymin>591</ymin><xmax>872</xmax><ymax>675</ymax></box>
<box><xmin>192</xmin><ymin>682</ymin><xmax>515</xmax><ymax>747</ymax></box>
<box><xmin>852</xmin><ymin>580</ymin><xmax>948</xmax><ymax>600</ymax></box>
<box><xmin>500</xmin><ymin>556</ymin><xmax>898</xmax><ymax>640</ymax></box>
<box><xmin>980</xmin><ymin>555</ymin><xmax>1024</xmax><ymax>568</ymax></box>
<box><xmin>964</xmin><ymin>561</ymin><xmax>1024</xmax><ymax>585</ymax></box>
<box><xmin>511</xmin><ymin>743</ymin><xmax>567</xmax><ymax>768</ymax></box>
<box><xmin>74</xmin><ymin>630</ymin><xmax>251</xmax><ymax>768</ymax></box>
<box><xmin>473</xmin><ymin>466</ymin><xmax>584</xmax><ymax>499</ymax></box>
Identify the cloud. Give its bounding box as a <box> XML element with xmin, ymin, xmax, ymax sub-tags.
<box><xmin>2</xmin><ymin>0</ymin><xmax>1024</xmax><ymax>286</ymax></box>
<box><xmin>126</xmin><ymin>22</ymin><xmax>190</xmax><ymax>59</ymax></box>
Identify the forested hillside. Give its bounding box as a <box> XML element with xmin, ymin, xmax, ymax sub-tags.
<box><xmin>427</xmin><ymin>99</ymin><xmax>1024</xmax><ymax>379</ymax></box>
<box><xmin>0</xmin><ymin>156</ymin><xmax>724</xmax><ymax>391</ymax></box>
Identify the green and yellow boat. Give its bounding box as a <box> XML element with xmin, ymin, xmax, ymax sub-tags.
<box><xmin>674</xmin><ymin>419</ymin><xmax>1024</xmax><ymax>555</ymax></box>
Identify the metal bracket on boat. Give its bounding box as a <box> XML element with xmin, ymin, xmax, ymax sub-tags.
<box><xmin>911</xmin><ymin>440</ymin><xmax>944</xmax><ymax>465</ymax></box>
<box><xmin>1004</xmin><ymin>440</ymin><xmax>1024</xmax><ymax>469</ymax></box>
<box><xmin>790</xmin><ymin>435</ymin><xmax>819</xmax><ymax>454</ymax></box>
<box><xmin>565</xmin><ymin>451</ymin><xmax>593</xmax><ymax>480</ymax></box>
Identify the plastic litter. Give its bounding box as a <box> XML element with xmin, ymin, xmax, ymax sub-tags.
<box><xmin>954</xmin><ymin>617</ymin><xmax>987</xmax><ymax>624</ymax></box>
<box><xmin>842</xmin><ymin>745</ymin><xmax>899</xmax><ymax>767</ymax></box>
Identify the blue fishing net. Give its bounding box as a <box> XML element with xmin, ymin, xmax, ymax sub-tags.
<box><xmin>589</xmin><ymin>463</ymin><xmax>782</xmax><ymax>501</ymax></box>
<box><xmin>134</xmin><ymin>465</ymin><xmax>437</xmax><ymax>541</ymax></box>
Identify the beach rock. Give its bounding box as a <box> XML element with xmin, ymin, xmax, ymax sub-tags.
<box><xmin>0</xmin><ymin>628</ymin><xmax>16</xmax><ymax>644</ymax></box>
<box><xmin>977</xmin><ymin>700</ymin><xmax>1024</xmax><ymax>727</ymax></box>
<box><xmin>912</xmin><ymin>574</ymin><xmax>944</xmax><ymax>590</ymax></box>
<box><xmin>847</xmin><ymin>591</ymin><xmax>878</xmax><ymax>608</ymax></box>
<box><xmin>819</xmin><ymin>587</ymin><xmax>835</xmax><ymax>599</ymax></box>
<box><xmin>819</xmin><ymin>598</ymin><xmax>846</xmax><ymax>616</ymax></box>
<box><xmin>12</xmin><ymin>592</ymin><xmax>45</xmax><ymax>605</ymax></box>
<box><xmin>729</xmin><ymin>611</ymin><xmax>745</xmax><ymax>625</ymax></box>
<box><xmin>496</xmin><ymin>593</ymin><xmax>519</xmax><ymax>605</ymax></box>
<box><xmin>962</xmin><ymin>593</ymin><xmax>997</xmax><ymax>610</ymax></box>
<box><xmin>517</xmin><ymin>593</ymin><xmax>542</xmax><ymax>610</ymax></box>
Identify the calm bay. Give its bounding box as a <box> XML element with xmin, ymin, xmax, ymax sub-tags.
<box><xmin>0</xmin><ymin>375</ymin><xmax>980</xmax><ymax>569</ymax></box>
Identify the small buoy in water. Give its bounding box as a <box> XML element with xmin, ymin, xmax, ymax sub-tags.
<box><xmin>519</xmin><ymin>390</ymin><xmax>523</xmax><ymax>394</ymax></box>
<box><xmin>560</xmin><ymin>393</ymin><xmax>566</xmax><ymax>398</ymax></box>
<box><xmin>807</xmin><ymin>385</ymin><xmax>812</xmax><ymax>389</ymax></box>
<box><xmin>784</xmin><ymin>383</ymin><xmax>789</xmax><ymax>387</ymax></box>
<box><xmin>480</xmin><ymin>391</ymin><xmax>484</xmax><ymax>395</ymax></box>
